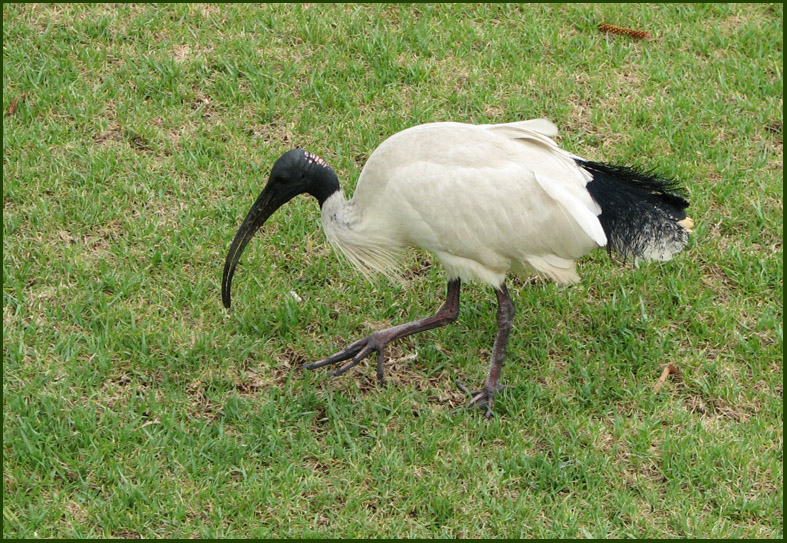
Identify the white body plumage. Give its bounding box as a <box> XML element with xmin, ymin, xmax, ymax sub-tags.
<box><xmin>321</xmin><ymin>119</ymin><xmax>610</xmax><ymax>287</ymax></box>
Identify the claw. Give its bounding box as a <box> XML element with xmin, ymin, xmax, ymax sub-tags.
<box><xmin>468</xmin><ymin>390</ymin><xmax>496</xmax><ymax>419</ymax></box>
<box><xmin>455</xmin><ymin>380</ymin><xmax>511</xmax><ymax>418</ymax></box>
<box><xmin>303</xmin><ymin>331</ymin><xmax>389</xmax><ymax>384</ymax></box>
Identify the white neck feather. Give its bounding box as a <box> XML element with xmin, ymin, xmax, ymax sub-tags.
<box><xmin>320</xmin><ymin>191</ymin><xmax>405</xmax><ymax>281</ymax></box>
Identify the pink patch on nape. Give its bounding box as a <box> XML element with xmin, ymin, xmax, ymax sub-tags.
<box><xmin>305</xmin><ymin>151</ymin><xmax>329</xmax><ymax>168</ymax></box>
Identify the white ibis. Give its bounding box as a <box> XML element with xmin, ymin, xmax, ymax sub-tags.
<box><xmin>222</xmin><ymin>119</ymin><xmax>693</xmax><ymax>417</ymax></box>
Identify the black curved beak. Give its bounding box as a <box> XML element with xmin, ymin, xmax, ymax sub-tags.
<box><xmin>221</xmin><ymin>182</ymin><xmax>298</xmax><ymax>309</ymax></box>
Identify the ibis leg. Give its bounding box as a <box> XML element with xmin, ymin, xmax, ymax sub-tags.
<box><xmin>461</xmin><ymin>282</ymin><xmax>516</xmax><ymax>418</ymax></box>
<box><xmin>302</xmin><ymin>279</ymin><xmax>461</xmax><ymax>384</ymax></box>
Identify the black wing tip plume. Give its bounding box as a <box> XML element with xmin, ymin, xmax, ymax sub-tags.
<box><xmin>580</xmin><ymin>159</ymin><xmax>692</xmax><ymax>262</ymax></box>
<box><xmin>579</xmin><ymin>159</ymin><xmax>690</xmax><ymax>209</ymax></box>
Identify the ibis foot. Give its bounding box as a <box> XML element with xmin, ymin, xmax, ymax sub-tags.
<box><xmin>301</xmin><ymin>280</ymin><xmax>461</xmax><ymax>385</ymax></box>
<box><xmin>455</xmin><ymin>381</ymin><xmax>513</xmax><ymax>418</ymax></box>
<box><xmin>301</xmin><ymin>331</ymin><xmax>391</xmax><ymax>384</ymax></box>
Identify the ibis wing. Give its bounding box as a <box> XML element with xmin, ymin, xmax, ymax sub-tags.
<box><xmin>480</xmin><ymin>118</ymin><xmax>559</xmax><ymax>138</ymax></box>
<box><xmin>347</xmin><ymin>121</ymin><xmax>608</xmax><ymax>284</ymax></box>
<box><xmin>399</xmin><ymin>160</ymin><xmax>601</xmax><ymax>251</ymax></box>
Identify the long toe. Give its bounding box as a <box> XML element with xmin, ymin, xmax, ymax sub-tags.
<box><xmin>457</xmin><ymin>382</ymin><xmax>513</xmax><ymax>418</ymax></box>
<box><xmin>303</xmin><ymin>332</ymin><xmax>389</xmax><ymax>382</ymax></box>
<box><xmin>468</xmin><ymin>390</ymin><xmax>495</xmax><ymax>418</ymax></box>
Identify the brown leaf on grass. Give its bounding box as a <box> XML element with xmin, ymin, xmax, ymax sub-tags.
<box><xmin>6</xmin><ymin>93</ymin><xmax>27</xmax><ymax>116</ymax></box>
<box><xmin>653</xmin><ymin>363</ymin><xmax>680</xmax><ymax>392</ymax></box>
<box><xmin>598</xmin><ymin>23</ymin><xmax>651</xmax><ymax>40</ymax></box>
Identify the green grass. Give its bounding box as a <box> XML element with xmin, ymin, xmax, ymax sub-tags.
<box><xmin>3</xmin><ymin>3</ymin><xmax>782</xmax><ymax>538</ymax></box>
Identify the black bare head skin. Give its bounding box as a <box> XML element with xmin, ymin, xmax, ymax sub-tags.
<box><xmin>221</xmin><ymin>149</ymin><xmax>340</xmax><ymax>308</ymax></box>
<box><xmin>268</xmin><ymin>149</ymin><xmax>340</xmax><ymax>207</ymax></box>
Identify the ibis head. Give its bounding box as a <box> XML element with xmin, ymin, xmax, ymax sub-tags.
<box><xmin>221</xmin><ymin>149</ymin><xmax>339</xmax><ymax>309</ymax></box>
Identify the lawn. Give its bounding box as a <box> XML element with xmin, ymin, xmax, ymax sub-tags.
<box><xmin>3</xmin><ymin>3</ymin><xmax>782</xmax><ymax>538</ymax></box>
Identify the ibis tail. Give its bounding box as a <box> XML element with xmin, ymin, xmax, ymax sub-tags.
<box><xmin>580</xmin><ymin>160</ymin><xmax>693</xmax><ymax>263</ymax></box>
